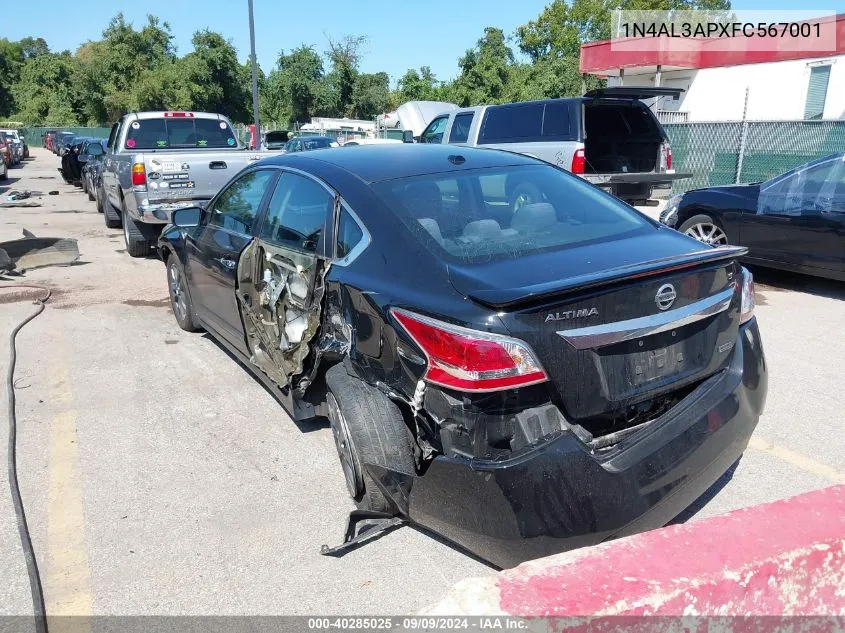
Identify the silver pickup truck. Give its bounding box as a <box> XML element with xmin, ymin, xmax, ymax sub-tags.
<box><xmin>102</xmin><ymin>111</ymin><xmax>269</xmax><ymax>257</ymax></box>
<box><xmin>403</xmin><ymin>88</ymin><xmax>690</xmax><ymax>205</ymax></box>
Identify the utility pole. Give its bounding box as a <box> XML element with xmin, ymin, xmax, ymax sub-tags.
<box><xmin>248</xmin><ymin>0</ymin><xmax>261</xmax><ymax>149</ymax></box>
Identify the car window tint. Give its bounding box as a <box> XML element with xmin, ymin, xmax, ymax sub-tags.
<box><xmin>125</xmin><ymin>118</ymin><xmax>237</xmax><ymax>150</ymax></box>
<box><xmin>421</xmin><ymin>116</ymin><xmax>448</xmax><ymax>144</ymax></box>
<box><xmin>373</xmin><ymin>165</ymin><xmax>651</xmax><ymax>264</ymax></box>
<box><xmin>336</xmin><ymin>208</ymin><xmax>364</xmax><ymax>258</ymax></box>
<box><xmin>448</xmin><ymin>113</ymin><xmax>474</xmax><ymax>144</ymax></box>
<box><xmin>542</xmin><ymin>101</ymin><xmax>573</xmax><ymax>140</ymax></box>
<box><xmin>208</xmin><ymin>170</ymin><xmax>276</xmax><ymax>234</ymax></box>
<box><xmin>760</xmin><ymin>157</ymin><xmax>845</xmax><ymax>216</ymax></box>
<box><xmin>260</xmin><ymin>173</ymin><xmax>332</xmax><ymax>253</ymax></box>
<box><xmin>479</xmin><ymin>103</ymin><xmax>543</xmax><ymax>144</ymax></box>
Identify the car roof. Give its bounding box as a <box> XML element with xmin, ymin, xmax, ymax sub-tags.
<box><xmin>265</xmin><ymin>144</ymin><xmax>540</xmax><ymax>183</ymax></box>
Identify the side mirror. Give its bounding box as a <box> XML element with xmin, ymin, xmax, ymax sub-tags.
<box><xmin>171</xmin><ymin>207</ymin><xmax>203</xmax><ymax>228</ymax></box>
<box><xmin>402</xmin><ymin>129</ymin><xmax>415</xmax><ymax>144</ymax></box>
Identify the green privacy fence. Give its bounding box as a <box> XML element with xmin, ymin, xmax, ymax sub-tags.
<box><xmin>665</xmin><ymin>120</ymin><xmax>845</xmax><ymax>194</ymax></box>
<box><xmin>4</xmin><ymin>126</ymin><xmax>113</xmax><ymax>147</ymax></box>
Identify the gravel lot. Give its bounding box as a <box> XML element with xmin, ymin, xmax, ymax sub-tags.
<box><xmin>1</xmin><ymin>149</ymin><xmax>843</xmax><ymax>617</ymax></box>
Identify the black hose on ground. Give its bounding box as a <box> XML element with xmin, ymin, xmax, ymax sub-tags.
<box><xmin>3</xmin><ymin>283</ymin><xmax>50</xmax><ymax>633</ymax></box>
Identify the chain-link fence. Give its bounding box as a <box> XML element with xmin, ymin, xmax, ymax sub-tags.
<box><xmin>665</xmin><ymin>120</ymin><xmax>845</xmax><ymax>194</ymax></box>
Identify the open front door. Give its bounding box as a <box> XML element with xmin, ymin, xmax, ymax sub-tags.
<box><xmin>236</xmin><ymin>170</ymin><xmax>334</xmax><ymax>390</ymax></box>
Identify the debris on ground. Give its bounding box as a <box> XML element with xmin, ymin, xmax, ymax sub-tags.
<box><xmin>0</xmin><ymin>229</ymin><xmax>80</xmax><ymax>271</ymax></box>
<box><xmin>6</xmin><ymin>190</ymin><xmax>43</xmax><ymax>201</ymax></box>
<box><xmin>0</xmin><ymin>201</ymin><xmax>42</xmax><ymax>208</ymax></box>
<box><xmin>48</xmin><ymin>191</ymin><xmax>59</xmax><ymax>196</ymax></box>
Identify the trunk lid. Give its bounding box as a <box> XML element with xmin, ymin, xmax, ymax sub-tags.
<box><xmin>448</xmin><ymin>233</ymin><xmax>746</xmax><ymax>425</ymax></box>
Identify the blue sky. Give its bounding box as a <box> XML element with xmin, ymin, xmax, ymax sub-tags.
<box><xmin>0</xmin><ymin>0</ymin><xmax>837</xmax><ymax>84</ymax></box>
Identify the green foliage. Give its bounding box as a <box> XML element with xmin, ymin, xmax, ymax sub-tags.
<box><xmin>0</xmin><ymin>0</ymin><xmax>731</xmax><ymax>127</ymax></box>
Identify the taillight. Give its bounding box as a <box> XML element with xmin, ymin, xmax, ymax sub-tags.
<box><xmin>131</xmin><ymin>163</ymin><xmax>147</xmax><ymax>186</ymax></box>
<box><xmin>571</xmin><ymin>148</ymin><xmax>585</xmax><ymax>174</ymax></box>
<box><xmin>391</xmin><ymin>309</ymin><xmax>548</xmax><ymax>393</ymax></box>
<box><xmin>660</xmin><ymin>143</ymin><xmax>672</xmax><ymax>171</ymax></box>
<box><xmin>739</xmin><ymin>267</ymin><xmax>755</xmax><ymax>324</ymax></box>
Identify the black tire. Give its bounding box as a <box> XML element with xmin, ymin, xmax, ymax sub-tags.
<box><xmin>324</xmin><ymin>363</ymin><xmax>415</xmax><ymax>513</ymax></box>
<box><xmin>166</xmin><ymin>253</ymin><xmax>201</xmax><ymax>332</ymax></box>
<box><xmin>95</xmin><ymin>186</ymin><xmax>104</xmax><ymax>213</ymax></box>
<box><xmin>122</xmin><ymin>207</ymin><xmax>152</xmax><ymax>258</ymax></box>
<box><xmin>678</xmin><ymin>214</ymin><xmax>729</xmax><ymax>247</ymax></box>
<box><xmin>509</xmin><ymin>182</ymin><xmax>544</xmax><ymax>213</ymax></box>
<box><xmin>103</xmin><ymin>197</ymin><xmax>122</xmax><ymax>228</ymax></box>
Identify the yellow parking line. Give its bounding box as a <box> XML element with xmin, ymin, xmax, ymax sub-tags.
<box><xmin>749</xmin><ymin>435</ymin><xmax>845</xmax><ymax>484</ymax></box>
<box><xmin>46</xmin><ymin>360</ymin><xmax>93</xmax><ymax>629</ymax></box>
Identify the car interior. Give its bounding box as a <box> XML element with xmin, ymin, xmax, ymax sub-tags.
<box><xmin>385</xmin><ymin>168</ymin><xmax>645</xmax><ymax>260</ymax></box>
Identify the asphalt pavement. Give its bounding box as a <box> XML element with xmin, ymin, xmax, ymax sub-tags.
<box><xmin>0</xmin><ymin>149</ymin><xmax>843</xmax><ymax>617</ymax></box>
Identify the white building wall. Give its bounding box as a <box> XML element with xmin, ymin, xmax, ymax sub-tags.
<box><xmin>608</xmin><ymin>55</ymin><xmax>845</xmax><ymax>121</ymax></box>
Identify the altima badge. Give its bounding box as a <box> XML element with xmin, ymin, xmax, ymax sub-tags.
<box><xmin>655</xmin><ymin>284</ymin><xmax>677</xmax><ymax>311</ymax></box>
<box><xmin>545</xmin><ymin>308</ymin><xmax>598</xmax><ymax>322</ymax></box>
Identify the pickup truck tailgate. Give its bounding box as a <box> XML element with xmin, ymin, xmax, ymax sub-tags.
<box><xmin>144</xmin><ymin>151</ymin><xmax>266</xmax><ymax>201</ymax></box>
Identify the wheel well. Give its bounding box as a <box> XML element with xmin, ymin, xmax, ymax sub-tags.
<box><xmin>676</xmin><ymin>204</ymin><xmax>720</xmax><ymax>228</ymax></box>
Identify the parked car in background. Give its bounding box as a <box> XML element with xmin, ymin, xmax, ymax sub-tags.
<box><xmin>660</xmin><ymin>152</ymin><xmax>845</xmax><ymax>281</ymax></box>
<box><xmin>1</xmin><ymin>130</ymin><xmax>23</xmax><ymax>165</ymax></box>
<box><xmin>101</xmin><ymin>111</ymin><xmax>273</xmax><ymax>257</ymax></box>
<box><xmin>404</xmin><ymin>88</ymin><xmax>689</xmax><ymax>206</ymax></box>
<box><xmin>263</xmin><ymin>130</ymin><xmax>290</xmax><ymax>150</ymax></box>
<box><xmin>44</xmin><ymin>130</ymin><xmax>58</xmax><ymax>150</ymax></box>
<box><xmin>55</xmin><ymin>132</ymin><xmax>77</xmax><ymax>155</ymax></box>
<box><xmin>158</xmin><ymin>144</ymin><xmax>766</xmax><ymax>568</ymax></box>
<box><xmin>0</xmin><ymin>146</ymin><xmax>8</xmax><ymax>179</ymax></box>
<box><xmin>80</xmin><ymin>139</ymin><xmax>108</xmax><ymax>200</ymax></box>
<box><xmin>283</xmin><ymin>136</ymin><xmax>338</xmax><ymax>153</ymax></box>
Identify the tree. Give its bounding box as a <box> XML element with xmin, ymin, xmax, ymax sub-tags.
<box><xmin>180</xmin><ymin>30</ymin><xmax>251</xmax><ymax>123</ymax></box>
<box><xmin>0</xmin><ymin>39</ymin><xmax>23</xmax><ymax>117</ymax></box>
<box><xmin>452</xmin><ymin>28</ymin><xmax>515</xmax><ymax>106</ymax></box>
<box><xmin>18</xmin><ymin>37</ymin><xmax>50</xmax><ymax>60</ymax></box>
<box><xmin>517</xmin><ymin>0</ymin><xmax>731</xmax><ymax>61</ymax></box>
<box><xmin>351</xmin><ymin>72</ymin><xmax>391</xmax><ymax>119</ymax></box>
<box><xmin>267</xmin><ymin>45</ymin><xmax>325</xmax><ymax>125</ymax></box>
<box><xmin>13</xmin><ymin>52</ymin><xmax>80</xmax><ymax>124</ymax></box>
<box><xmin>325</xmin><ymin>35</ymin><xmax>367</xmax><ymax>116</ymax></box>
<box><xmin>396</xmin><ymin>66</ymin><xmax>439</xmax><ymax>102</ymax></box>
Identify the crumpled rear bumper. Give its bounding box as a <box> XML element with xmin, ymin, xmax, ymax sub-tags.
<box><xmin>399</xmin><ymin>319</ymin><xmax>766</xmax><ymax>568</ymax></box>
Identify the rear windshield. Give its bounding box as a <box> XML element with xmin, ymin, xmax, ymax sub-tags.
<box><xmin>265</xmin><ymin>131</ymin><xmax>289</xmax><ymax>143</ymax></box>
<box><xmin>302</xmin><ymin>137</ymin><xmax>332</xmax><ymax>150</ymax></box>
<box><xmin>372</xmin><ymin>165</ymin><xmax>652</xmax><ymax>264</ymax></box>
<box><xmin>124</xmin><ymin>117</ymin><xmax>238</xmax><ymax>150</ymax></box>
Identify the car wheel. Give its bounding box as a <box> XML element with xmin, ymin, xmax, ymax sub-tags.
<box><xmin>678</xmin><ymin>214</ymin><xmax>729</xmax><ymax>247</ymax></box>
<box><xmin>509</xmin><ymin>182</ymin><xmax>544</xmax><ymax>213</ymax></box>
<box><xmin>95</xmin><ymin>186</ymin><xmax>104</xmax><ymax>213</ymax></box>
<box><xmin>166</xmin><ymin>254</ymin><xmax>201</xmax><ymax>332</ymax></box>
<box><xmin>122</xmin><ymin>204</ymin><xmax>151</xmax><ymax>258</ymax></box>
<box><xmin>324</xmin><ymin>363</ymin><xmax>416</xmax><ymax>513</ymax></box>
<box><xmin>103</xmin><ymin>197</ymin><xmax>122</xmax><ymax>228</ymax></box>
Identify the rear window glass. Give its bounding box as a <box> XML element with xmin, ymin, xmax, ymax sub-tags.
<box><xmin>124</xmin><ymin>118</ymin><xmax>238</xmax><ymax>150</ymax></box>
<box><xmin>301</xmin><ymin>138</ymin><xmax>332</xmax><ymax>150</ymax></box>
<box><xmin>372</xmin><ymin>165</ymin><xmax>651</xmax><ymax>264</ymax></box>
<box><xmin>586</xmin><ymin>105</ymin><xmax>658</xmax><ymax>139</ymax></box>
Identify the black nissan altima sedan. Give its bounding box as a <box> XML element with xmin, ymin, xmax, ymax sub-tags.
<box><xmin>660</xmin><ymin>152</ymin><xmax>845</xmax><ymax>281</ymax></box>
<box><xmin>158</xmin><ymin>144</ymin><xmax>767</xmax><ymax>568</ymax></box>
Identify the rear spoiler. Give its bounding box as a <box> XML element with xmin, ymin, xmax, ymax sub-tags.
<box><xmin>463</xmin><ymin>245</ymin><xmax>748</xmax><ymax>309</ymax></box>
<box><xmin>584</xmin><ymin>87</ymin><xmax>684</xmax><ymax>101</ymax></box>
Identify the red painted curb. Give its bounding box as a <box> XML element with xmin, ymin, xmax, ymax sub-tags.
<box><xmin>496</xmin><ymin>486</ymin><xmax>845</xmax><ymax>617</ymax></box>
